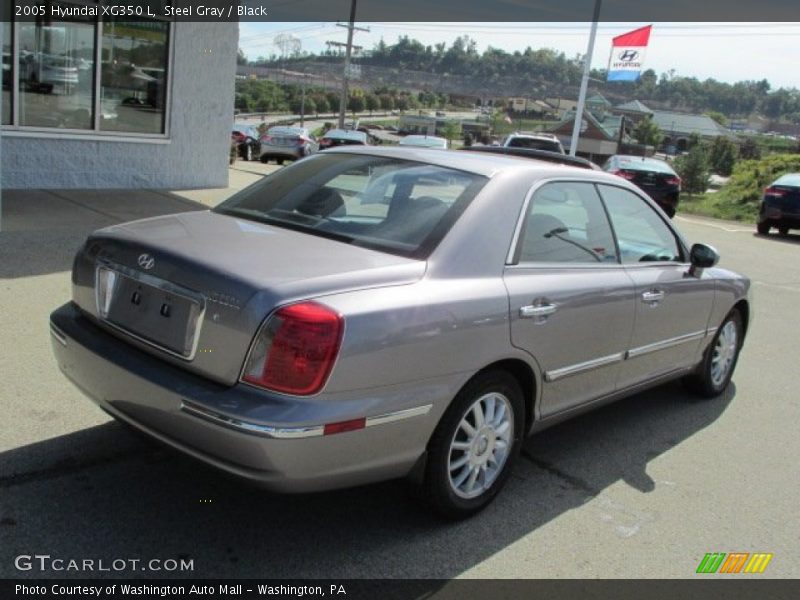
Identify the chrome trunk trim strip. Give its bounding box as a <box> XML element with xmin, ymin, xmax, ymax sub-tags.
<box><xmin>181</xmin><ymin>401</ymin><xmax>433</xmax><ymax>439</ymax></box>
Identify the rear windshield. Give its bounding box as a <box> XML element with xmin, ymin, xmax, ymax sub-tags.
<box><xmin>617</xmin><ymin>157</ymin><xmax>675</xmax><ymax>174</ymax></box>
<box><xmin>214</xmin><ymin>153</ymin><xmax>487</xmax><ymax>259</ymax></box>
<box><xmin>322</xmin><ymin>137</ymin><xmax>365</xmax><ymax>147</ymax></box>
<box><xmin>508</xmin><ymin>137</ymin><xmax>562</xmax><ymax>152</ymax></box>
<box><xmin>773</xmin><ymin>174</ymin><xmax>800</xmax><ymax>187</ymax></box>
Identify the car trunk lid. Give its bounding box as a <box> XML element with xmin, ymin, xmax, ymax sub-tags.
<box><xmin>72</xmin><ymin>210</ymin><xmax>425</xmax><ymax>385</ymax></box>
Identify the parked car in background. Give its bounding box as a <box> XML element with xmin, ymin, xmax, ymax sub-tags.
<box><xmin>318</xmin><ymin>129</ymin><xmax>369</xmax><ymax>149</ymax></box>
<box><xmin>757</xmin><ymin>173</ymin><xmax>800</xmax><ymax>236</ymax></box>
<box><xmin>502</xmin><ymin>133</ymin><xmax>566</xmax><ymax>155</ymax></box>
<box><xmin>259</xmin><ymin>126</ymin><xmax>318</xmax><ymax>164</ymax></box>
<box><xmin>231</xmin><ymin>123</ymin><xmax>261</xmax><ymax>161</ymax></box>
<box><xmin>51</xmin><ymin>146</ymin><xmax>750</xmax><ymax>518</ymax></box>
<box><xmin>602</xmin><ymin>155</ymin><xmax>682</xmax><ymax>218</ymax></box>
<box><xmin>399</xmin><ymin>135</ymin><xmax>449</xmax><ymax>149</ymax></box>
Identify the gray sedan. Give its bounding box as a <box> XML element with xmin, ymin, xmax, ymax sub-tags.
<box><xmin>50</xmin><ymin>147</ymin><xmax>750</xmax><ymax>518</ymax></box>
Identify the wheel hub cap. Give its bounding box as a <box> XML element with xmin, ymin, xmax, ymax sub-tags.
<box><xmin>710</xmin><ymin>321</ymin><xmax>738</xmax><ymax>387</ymax></box>
<box><xmin>448</xmin><ymin>392</ymin><xmax>514</xmax><ymax>499</ymax></box>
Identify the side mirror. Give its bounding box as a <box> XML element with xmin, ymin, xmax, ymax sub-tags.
<box><xmin>688</xmin><ymin>243</ymin><xmax>719</xmax><ymax>277</ymax></box>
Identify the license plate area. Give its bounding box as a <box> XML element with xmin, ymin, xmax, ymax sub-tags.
<box><xmin>97</xmin><ymin>264</ymin><xmax>205</xmax><ymax>359</ymax></box>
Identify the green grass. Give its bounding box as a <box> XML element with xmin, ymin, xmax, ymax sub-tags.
<box><xmin>679</xmin><ymin>153</ymin><xmax>800</xmax><ymax>222</ymax></box>
<box><xmin>679</xmin><ymin>192</ymin><xmax>759</xmax><ymax>223</ymax></box>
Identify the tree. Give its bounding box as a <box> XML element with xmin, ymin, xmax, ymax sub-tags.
<box><xmin>348</xmin><ymin>94</ymin><xmax>365</xmax><ymax>115</ymax></box>
<box><xmin>313</xmin><ymin>95</ymin><xmax>330</xmax><ymax>115</ymax></box>
<box><xmin>379</xmin><ymin>94</ymin><xmax>394</xmax><ymax>110</ymax></box>
<box><xmin>237</xmin><ymin>48</ymin><xmax>248</xmax><ymax>66</ymax></box>
<box><xmin>326</xmin><ymin>91</ymin><xmax>340</xmax><ymax>112</ymax></box>
<box><xmin>632</xmin><ymin>115</ymin><xmax>663</xmax><ymax>148</ymax></box>
<box><xmin>705</xmin><ymin>111</ymin><xmax>728</xmax><ymax>127</ymax></box>
<box><xmin>440</xmin><ymin>120</ymin><xmax>461</xmax><ymax>142</ymax></box>
<box><xmin>740</xmin><ymin>137</ymin><xmax>762</xmax><ymax>160</ymax></box>
<box><xmin>708</xmin><ymin>136</ymin><xmax>738</xmax><ymax>176</ymax></box>
<box><xmin>675</xmin><ymin>143</ymin><xmax>711</xmax><ymax>195</ymax></box>
<box><xmin>365</xmin><ymin>93</ymin><xmax>380</xmax><ymax>115</ymax></box>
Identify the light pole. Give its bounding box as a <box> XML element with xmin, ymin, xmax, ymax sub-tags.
<box><xmin>569</xmin><ymin>0</ymin><xmax>602</xmax><ymax>157</ymax></box>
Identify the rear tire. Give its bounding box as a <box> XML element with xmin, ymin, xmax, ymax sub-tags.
<box><xmin>260</xmin><ymin>156</ymin><xmax>269</xmax><ymax>164</ymax></box>
<box><xmin>277</xmin><ymin>158</ymin><xmax>284</xmax><ymax>165</ymax></box>
<box><xmin>757</xmin><ymin>221</ymin><xmax>770</xmax><ymax>235</ymax></box>
<box><xmin>423</xmin><ymin>370</ymin><xmax>524</xmax><ymax>519</ymax></box>
<box><xmin>683</xmin><ymin>310</ymin><xmax>743</xmax><ymax>398</ymax></box>
<box><xmin>664</xmin><ymin>206</ymin><xmax>676</xmax><ymax>219</ymax></box>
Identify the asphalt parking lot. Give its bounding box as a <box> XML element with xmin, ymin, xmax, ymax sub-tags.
<box><xmin>0</xmin><ymin>171</ymin><xmax>798</xmax><ymax>580</ymax></box>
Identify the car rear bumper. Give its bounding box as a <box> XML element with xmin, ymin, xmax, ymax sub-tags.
<box><xmin>50</xmin><ymin>302</ymin><xmax>439</xmax><ymax>492</ymax></box>
<box><xmin>759</xmin><ymin>206</ymin><xmax>800</xmax><ymax>229</ymax></box>
<box><xmin>259</xmin><ymin>147</ymin><xmax>304</xmax><ymax>160</ymax></box>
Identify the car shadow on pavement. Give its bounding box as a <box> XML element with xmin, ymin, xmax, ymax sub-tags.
<box><xmin>755</xmin><ymin>231</ymin><xmax>800</xmax><ymax>245</ymax></box>
<box><xmin>0</xmin><ymin>189</ymin><xmax>207</xmax><ymax>279</ymax></box>
<box><xmin>0</xmin><ymin>380</ymin><xmax>735</xmax><ymax>584</ymax></box>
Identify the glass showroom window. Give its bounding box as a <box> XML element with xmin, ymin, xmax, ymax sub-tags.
<box><xmin>2</xmin><ymin>2</ymin><xmax>11</xmax><ymax>125</ymax></box>
<box><xmin>3</xmin><ymin>3</ymin><xmax>171</xmax><ymax>136</ymax></box>
<box><xmin>100</xmin><ymin>19</ymin><xmax>169</xmax><ymax>134</ymax></box>
<box><xmin>18</xmin><ymin>14</ymin><xmax>96</xmax><ymax>129</ymax></box>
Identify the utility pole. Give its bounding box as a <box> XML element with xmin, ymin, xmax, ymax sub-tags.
<box><xmin>336</xmin><ymin>0</ymin><xmax>369</xmax><ymax>129</ymax></box>
<box><xmin>569</xmin><ymin>0</ymin><xmax>602</xmax><ymax>157</ymax></box>
<box><xmin>300</xmin><ymin>73</ymin><xmax>307</xmax><ymax>127</ymax></box>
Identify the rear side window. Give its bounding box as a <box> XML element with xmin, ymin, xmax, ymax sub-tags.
<box><xmin>597</xmin><ymin>185</ymin><xmax>682</xmax><ymax>263</ymax></box>
<box><xmin>214</xmin><ymin>153</ymin><xmax>486</xmax><ymax>259</ymax></box>
<box><xmin>517</xmin><ymin>182</ymin><xmax>618</xmax><ymax>264</ymax></box>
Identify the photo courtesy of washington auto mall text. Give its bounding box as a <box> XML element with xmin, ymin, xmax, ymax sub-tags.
<box><xmin>14</xmin><ymin>583</ymin><xmax>348</xmax><ymax>598</ymax></box>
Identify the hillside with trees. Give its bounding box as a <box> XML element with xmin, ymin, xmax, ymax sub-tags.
<box><xmin>249</xmin><ymin>35</ymin><xmax>800</xmax><ymax>122</ymax></box>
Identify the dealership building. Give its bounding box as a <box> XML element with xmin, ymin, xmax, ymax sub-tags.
<box><xmin>1</xmin><ymin>3</ymin><xmax>237</xmax><ymax>189</ymax></box>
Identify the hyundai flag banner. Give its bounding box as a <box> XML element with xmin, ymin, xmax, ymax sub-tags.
<box><xmin>607</xmin><ymin>25</ymin><xmax>652</xmax><ymax>82</ymax></box>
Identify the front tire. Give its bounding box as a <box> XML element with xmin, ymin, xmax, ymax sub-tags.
<box><xmin>245</xmin><ymin>144</ymin><xmax>253</xmax><ymax>161</ymax></box>
<box><xmin>423</xmin><ymin>370</ymin><xmax>524</xmax><ymax>519</ymax></box>
<box><xmin>684</xmin><ymin>310</ymin><xmax>743</xmax><ymax>398</ymax></box>
<box><xmin>757</xmin><ymin>221</ymin><xmax>770</xmax><ymax>235</ymax></box>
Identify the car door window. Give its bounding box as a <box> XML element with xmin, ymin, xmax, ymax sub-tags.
<box><xmin>517</xmin><ymin>182</ymin><xmax>618</xmax><ymax>264</ymax></box>
<box><xmin>597</xmin><ymin>185</ymin><xmax>683</xmax><ymax>263</ymax></box>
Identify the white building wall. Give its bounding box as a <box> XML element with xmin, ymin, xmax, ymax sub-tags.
<box><xmin>1</xmin><ymin>22</ymin><xmax>237</xmax><ymax>189</ymax></box>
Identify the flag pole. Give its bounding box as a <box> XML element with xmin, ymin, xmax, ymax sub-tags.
<box><xmin>569</xmin><ymin>0</ymin><xmax>602</xmax><ymax>157</ymax></box>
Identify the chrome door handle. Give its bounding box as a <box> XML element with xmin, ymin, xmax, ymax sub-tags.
<box><xmin>641</xmin><ymin>290</ymin><xmax>665</xmax><ymax>304</ymax></box>
<box><xmin>520</xmin><ymin>303</ymin><xmax>558</xmax><ymax>318</ymax></box>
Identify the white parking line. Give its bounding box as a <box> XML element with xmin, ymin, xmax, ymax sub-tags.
<box><xmin>674</xmin><ymin>215</ymin><xmax>754</xmax><ymax>233</ymax></box>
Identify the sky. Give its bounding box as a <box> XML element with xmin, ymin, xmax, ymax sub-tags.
<box><xmin>238</xmin><ymin>22</ymin><xmax>800</xmax><ymax>90</ymax></box>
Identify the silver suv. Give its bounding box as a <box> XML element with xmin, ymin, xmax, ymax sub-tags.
<box><xmin>502</xmin><ymin>132</ymin><xmax>565</xmax><ymax>154</ymax></box>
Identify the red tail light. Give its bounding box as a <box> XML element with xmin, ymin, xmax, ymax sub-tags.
<box><xmin>764</xmin><ymin>186</ymin><xmax>786</xmax><ymax>197</ymax></box>
<box><xmin>665</xmin><ymin>176</ymin><xmax>682</xmax><ymax>187</ymax></box>
<box><xmin>612</xmin><ymin>169</ymin><xmax>636</xmax><ymax>180</ymax></box>
<box><xmin>261</xmin><ymin>135</ymin><xmax>273</xmax><ymax>143</ymax></box>
<box><xmin>319</xmin><ymin>139</ymin><xmax>331</xmax><ymax>147</ymax></box>
<box><xmin>243</xmin><ymin>302</ymin><xmax>343</xmax><ymax>396</ymax></box>
<box><xmin>232</xmin><ymin>132</ymin><xmax>245</xmax><ymax>142</ymax></box>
